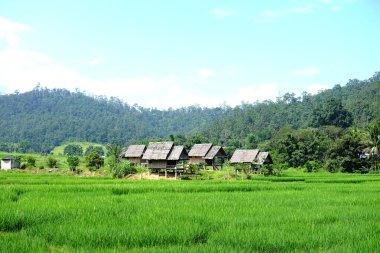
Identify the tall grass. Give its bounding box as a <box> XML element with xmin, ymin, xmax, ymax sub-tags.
<box><xmin>0</xmin><ymin>172</ymin><xmax>379</xmax><ymax>252</ymax></box>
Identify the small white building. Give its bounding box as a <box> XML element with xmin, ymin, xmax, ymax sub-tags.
<box><xmin>1</xmin><ymin>156</ymin><xmax>20</xmax><ymax>170</ymax></box>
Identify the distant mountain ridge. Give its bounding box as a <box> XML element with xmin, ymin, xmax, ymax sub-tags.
<box><xmin>0</xmin><ymin>72</ymin><xmax>379</xmax><ymax>153</ymax></box>
<box><xmin>0</xmin><ymin>87</ymin><xmax>228</xmax><ymax>152</ymax></box>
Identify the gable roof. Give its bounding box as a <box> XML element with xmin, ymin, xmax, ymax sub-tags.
<box><xmin>1</xmin><ymin>156</ymin><xmax>15</xmax><ymax>161</ymax></box>
<box><xmin>167</xmin><ymin>146</ymin><xmax>189</xmax><ymax>161</ymax></box>
<box><xmin>123</xmin><ymin>145</ymin><xmax>146</xmax><ymax>158</ymax></box>
<box><xmin>256</xmin><ymin>152</ymin><xmax>273</xmax><ymax>165</ymax></box>
<box><xmin>230</xmin><ymin>149</ymin><xmax>259</xmax><ymax>164</ymax></box>
<box><xmin>188</xmin><ymin>144</ymin><xmax>213</xmax><ymax>157</ymax></box>
<box><xmin>203</xmin><ymin>146</ymin><xmax>227</xmax><ymax>159</ymax></box>
<box><xmin>142</xmin><ymin>142</ymin><xmax>174</xmax><ymax>160</ymax></box>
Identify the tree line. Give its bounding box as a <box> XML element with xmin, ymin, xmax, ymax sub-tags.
<box><xmin>0</xmin><ymin>72</ymin><xmax>379</xmax><ymax>172</ymax></box>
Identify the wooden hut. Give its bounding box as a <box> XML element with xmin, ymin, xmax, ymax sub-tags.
<box><xmin>188</xmin><ymin>144</ymin><xmax>227</xmax><ymax>170</ymax></box>
<box><xmin>255</xmin><ymin>152</ymin><xmax>273</xmax><ymax>166</ymax></box>
<box><xmin>167</xmin><ymin>146</ymin><xmax>189</xmax><ymax>169</ymax></box>
<box><xmin>142</xmin><ymin>142</ymin><xmax>189</xmax><ymax>177</ymax></box>
<box><xmin>230</xmin><ymin>149</ymin><xmax>273</xmax><ymax>172</ymax></box>
<box><xmin>230</xmin><ymin>149</ymin><xmax>260</xmax><ymax>171</ymax></box>
<box><xmin>123</xmin><ymin>145</ymin><xmax>146</xmax><ymax>165</ymax></box>
<box><xmin>142</xmin><ymin>142</ymin><xmax>174</xmax><ymax>169</ymax></box>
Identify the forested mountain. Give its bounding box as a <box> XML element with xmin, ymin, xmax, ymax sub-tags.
<box><xmin>200</xmin><ymin>73</ymin><xmax>380</xmax><ymax>149</ymax></box>
<box><xmin>0</xmin><ymin>87</ymin><xmax>227</xmax><ymax>153</ymax></box>
<box><xmin>0</xmin><ymin>72</ymin><xmax>379</xmax><ymax>158</ymax></box>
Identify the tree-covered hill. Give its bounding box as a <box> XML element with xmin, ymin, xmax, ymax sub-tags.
<box><xmin>0</xmin><ymin>72</ymin><xmax>379</xmax><ymax>155</ymax></box>
<box><xmin>200</xmin><ymin>73</ymin><xmax>380</xmax><ymax>149</ymax></box>
<box><xmin>0</xmin><ymin>87</ymin><xmax>228</xmax><ymax>153</ymax></box>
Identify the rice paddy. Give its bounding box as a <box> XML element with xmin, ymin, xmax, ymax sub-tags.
<box><xmin>1</xmin><ymin>172</ymin><xmax>379</xmax><ymax>252</ymax></box>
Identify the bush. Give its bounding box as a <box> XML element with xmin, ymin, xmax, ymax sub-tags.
<box><xmin>46</xmin><ymin>157</ymin><xmax>58</xmax><ymax>168</ymax></box>
<box><xmin>26</xmin><ymin>156</ymin><xmax>36</xmax><ymax>167</ymax></box>
<box><xmin>67</xmin><ymin>156</ymin><xmax>80</xmax><ymax>171</ymax></box>
<box><xmin>304</xmin><ymin>161</ymin><xmax>321</xmax><ymax>172</ymax></box>
<box><xmin>325</xmin><ymin>159</ymin><xmax>342</xmax><ymax>173</ymax></box>
<box><xmin>86</xmin><ymin>151</ymin><xmax>104</xmax><ymax>170</ymax></box>
<box><xmin>20</xmin><ymin>163</ymin><xmax>27</xmax><ymax>170</ymax></box>
<box><xmin>113</xmin><ymin>161</ymin><xmax>136</xmax><ymax>178</ymax></box>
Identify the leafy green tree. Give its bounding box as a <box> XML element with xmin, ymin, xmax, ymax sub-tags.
<box><xmin>46</xmin><ymin>157</ymin><xmax>58</xmax><ymax>168</ymax></box>
<box><xmin>26</xmin><ymin>156</ymin><xmax>36</xmax><ymax>167</ymax></box>
<box><xmin>85</xmin><ymin>146</ymin><xmax>104</xmax><ymax>156</ymax></box>
<box><xmin>330</xmin><ymin>129</ymin><xmax>369</xmax><ymax>173</ymax></box>
<box><xmin>369</xmin><ymin>122</ymin><xmax>380</xmax><ymax>170</ymax></box>
<box><xmin>311</xmin><ymin>98</ymin><xmax>353</xmax><ymax>128</ymax></box>
<box><xmin>64</xmin><ymin>144</ymin><xmax>83</xmax><ymax>156</ymax></box>
<box><xmin>67</xmin><ymin>156</ymin><xmax>80</xmax><ymax>171</ymax></box>
<box><xmin>86</xmin><ymin>150</ymin><xmax>104</xmax><ymax>170</ymax></box>
<box><xmin>243</xmin><ymin>133</ymin><xmax>258</xmax><ymax>149</ymax></box>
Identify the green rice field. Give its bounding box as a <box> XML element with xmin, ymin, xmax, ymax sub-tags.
<box><xmin>0</xmin><ymin>171</ymin><xmax>379</xmax><ymax>252</ymax></box>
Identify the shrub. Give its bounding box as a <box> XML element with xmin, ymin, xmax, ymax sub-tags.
<box><xmin>46</xmin><ymin>157</ymin><xmax>58</xmax><ymax>168</ymax></box>
<box><xmin>325</xmin><ymin>159</ymin><xmax>342</xmax><ymax>173</ymax></box>
<box><xmin>305</xmin><ymin>161</ymin><xmax>321</xmax><ymax>172</ymax></box>
<box><xmin>113</xmin><ymin>161</ymin><xmax>136</xmax><ymax>178</ymax></box>
<box><xmin>86</xmin><ymin>151</ymin><xmax>104</xmax><ymax>170</ymax></box>
<box><xmin>67</xmin><ymin>156</ymin><xmax>80</xmax><ymax>171</ymax></box>
<box><xmin>26</xmin><ymin>156</ymin><xmax>36</xmax><ymax>167</ymax></box>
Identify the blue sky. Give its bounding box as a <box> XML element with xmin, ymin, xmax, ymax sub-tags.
<box><xmin>0</xmin><ymin>0</ymin><xmax>379</xmax><ymax>108</ymax></box>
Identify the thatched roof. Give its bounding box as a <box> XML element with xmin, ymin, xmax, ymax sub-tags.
<box><xmin>123</xmin><ymin>145</ymin><xmax>146</xmax><ymax>158</ymax></box>
<box><xmin>230</xmin><ymin>149</ymin><xmax>259</xmax><ymax>164</ymax></box>
<box><xmin>188</xmin><ymin>144</ymin><xmax>213</xmax><ymax>157</ymax></box>
<box><xmin>256</xmin><ymin>152</ymin><xmax>273</xmax><ymax>165</ymax></box>
<box><xmin>142</xmin><ymin>142</ymin><xmax>174</xmax><ymax>160</ymax></box>
<box><xmin>167</xmin><ymin>146</ymin><xmax>189</xmax><ymax>161</ymax></box>
<box><xmin>203</xmin><ymin>146</ymin><xmax>227</xmax><ymax>160</ymax></box>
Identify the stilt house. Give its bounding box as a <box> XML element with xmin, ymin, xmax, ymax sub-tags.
<box><xmin>230</xmin><ymin>149</ymin><xmax>273</xmax><ymax>171</ymax></box>
<box><xmin>188</xmin><ymin>144</ymin><xmax>227</xmax><ymax>170</ymax></box>
<box><xmin>123</xmin><ymin>145</ymin><xmax>146</xmax><ymax>165</ymax></box>
<box><xmin>142</xmin><ymin>142</ymin><xmax>189</xmax><ymax>171</ymax></box>
<box><xmin>256</xmin><ymin>152</ymin><xmax>273</xmax><ymax>166</ymax></box>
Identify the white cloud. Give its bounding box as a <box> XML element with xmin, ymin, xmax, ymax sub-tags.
<box><xmin>291</xmin><ymin>67</ymin><xmax>321</xmax><ymax>76</ymax></box>
<box><xmin>210</xmin><ymin>8</ymin><xmax>236</xmax><ymax>19</ymax></box>
<box><xmin>0</xmin><ymin>16</ymin><xmax>283</xmax><ymax>109</ymax></box>
<box><xmin>307</xmin><ymin>83</ymin><xmax>328</xmax><ymax>95</ymax></box>
<box><xmin>0</xmin><ymin>16</ymin><xmax>30</xmax><ymax>48</ymax></box>
<box><xmin>331</xmin><ymin>5</ymin><xmax>341</xmax><ymax>12</ymax></box>
<box><xmin>198</xmin><ymin>68</ymin><xmax>216</xmax><ymax>78</ymax></box>
<box><xmin>88</xmin><ymin>57</ymin><xmax>104</xmax><ymax>65</ymax></box>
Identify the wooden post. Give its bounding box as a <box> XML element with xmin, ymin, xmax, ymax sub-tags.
<box><xmin>165</xmin><ymin>169</ymin><xmax>167</xmax><ymax>178</ymax></box>
<box><xmin>175</xmin><ymin>167</ymin><xmax>177</xmax><ymax>179</ymax></box>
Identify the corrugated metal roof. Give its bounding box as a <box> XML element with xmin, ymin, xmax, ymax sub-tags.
<box><xmin>142</xmin><ymin>142</ymin><xmax>174</xmax><ymax>160</ymax></box>
<box><xmin>230</xmin><ymin>149</ymin><xmax>259</xmax><ymax>164</ymax></box>
<box><xmin>167</xmin><ymin>146</ymin><xmax>189</xmax><ymax>161</ymax></box>
<box><xmin>123</xmin><ymin>145</ymin><xmax>146</xmax><ymax>158</ymax></box>
<box><xmin>188</xmin><ymin>143</ymin><xmax>212</xmax><ymax>157</ymax></box>
<box><xmin>203</xmin><ymin>146</ymin><xmax>227</xmax><ymax>159</ymax></box>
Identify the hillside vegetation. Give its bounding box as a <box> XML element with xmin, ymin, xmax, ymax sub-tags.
<box><xmin>0</xmin><ymin>73</ymin><xmax>379</xmax><ymax>171</ymax></box>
